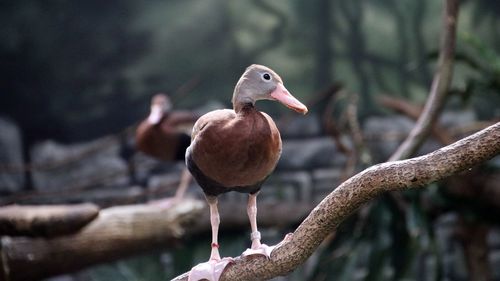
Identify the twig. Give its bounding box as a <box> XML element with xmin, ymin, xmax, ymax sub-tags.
<box><xmin>344</xmin><ymin>93</ymin><xmax>372</xmax><ymax>170</ymax></box>
<box><xmin>322</xmin><ymin>89</ymin><xmax>351</xmax><ymax>154</ymax></box>
<box><xmin>389</xmin><ymin>0</ymin><xmax>459</xmax><ymax>161</ymax></box>
<box><xmin>172</xmin><ymin>122</ymin><xmax>500</xmax><ymax>281</ymax></box>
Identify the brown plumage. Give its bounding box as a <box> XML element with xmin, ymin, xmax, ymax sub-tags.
<box><xmin>135</xmin><ymin>93</ymin><xmax>197</xmax><ymax>203</ymax></box>
<box><xmin>187</xmin><ymin>108</ymin><xmax>281</xmax><ymax>195</ymax></box>
<box><xmin>136</xmin><ymin>94</ymin><xmax>196</xmax><ymax>161</ymax></box>
<box><xmin>186</xmin><ymin>64</ymin><xmax>307</xmax><ymax>281</ymax></box>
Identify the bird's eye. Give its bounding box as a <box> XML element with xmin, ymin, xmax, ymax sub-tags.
<box><xmin>262</xmin><ymin>73</ymin><xmax>271</xmax><ymax>81</ymax></box>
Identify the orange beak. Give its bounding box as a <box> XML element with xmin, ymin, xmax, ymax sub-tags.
<box><xmin>270</xmin><ymin>83</ymin><xmax>308</xmax><ymax>114</ymax></box>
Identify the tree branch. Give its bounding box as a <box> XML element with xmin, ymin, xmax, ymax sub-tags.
<box><xmin>389</xmin><ymin>0</ymin><xmax>459</xmax><ymax>161</ymax></box>
<box><xmin>173</xmin><ymin>122</ymin><xmax>500</xmax><ymax>281</ymax></box>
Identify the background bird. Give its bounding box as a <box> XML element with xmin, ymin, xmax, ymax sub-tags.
<box><xmin>135</xmin><ymin>93</ymin><xmax>198</xmax><ymax>205</ymax></box>
<box><xmin>186</xmin><ymin>64</ymin><xmax>308</xmax><ymax>281</ymax></box>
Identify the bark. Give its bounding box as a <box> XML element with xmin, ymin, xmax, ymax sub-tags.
<box><xmin>172</xmin><ymin>121</ymin><xmax>500</xmax><ymax>281</ymax></box>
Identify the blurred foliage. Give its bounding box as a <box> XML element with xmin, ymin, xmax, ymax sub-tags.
<box><xmin>2</xmin><ymin>0</ymin><xmax>498</xmax><ymax>144</ymax></box>
<box><xmin>453</xmin><ymin>32</ymin><xmax>500</xmax><ymax>120</ymax></box>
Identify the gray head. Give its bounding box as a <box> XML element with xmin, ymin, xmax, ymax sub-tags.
<box><xmin>232</xmin><ymin>64</ymin><xmax>308</xmax><ymax>114</ymax></box>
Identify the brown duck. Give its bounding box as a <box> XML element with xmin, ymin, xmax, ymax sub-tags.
<box><xmin>136</xmin><ymin>93</ymin><xmax>197</xmax><ymax>203</ymax></box>
<box><xmin>186</xmin><ymin>64</ymin><xmax>307</xmax><ymax>281</ymax></box>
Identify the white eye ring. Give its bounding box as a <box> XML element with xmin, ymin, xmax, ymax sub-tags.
<box><xmin>261</xmin><ymin>72</ymin><xmax>272</xmax><ymax>82</ymax></box>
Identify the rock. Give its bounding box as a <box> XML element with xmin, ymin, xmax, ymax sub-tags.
<box><xmin>277</xmin><ymin>113</ymin><xmax>322</xmax><ymax>138</ymax></box>
<box><xmin>312</xmin><ymin>168</ymin><xmax>342</xmax><ymax>202</ymax></box>
<box><xmin>146</xmin><ymin>164</ymin><xmax>188</xmax><ymax>199</ymax></box>
<box><xmin>43</xmin><ymin>275</ymin><xmax>75</xmax><ymax>281</ymax></box>
<box><xmin>277</xmin><ymin>137</ymin><xmax>346</xmax><ymax>170</ymax></box>
<box><xmin>439</xmin><ymin>110</ymin><xmax>476</xmax><ymax>129</ymax></box>
<box><xmin>0</xmin><ymin>117</ymin><xmax>25</xmax><ymax>194</ymax></box>
<box><xmin>434</xmin><ymin>213</ymin><xmax>468</xmax><ymax>280</ymax></box>
<box><xmin>5</xmin><ymin>185</ymin><xmax>144</xmax><ymax>207</ymax></box>
<box><xmin>491</xmin><ymin>250</ymin><xmax>500</xmax><ymax>280</ymax></box>
<box><xmin>488</xmin><ymin>227</ymin><xmax>500</xmax><ymax>249</ymax></box>
<box><xmin>363</xmin><ymin>115</ymin><xmax>441</xmax><ymax>162</ymax></box>
<box><xmin>264</xmin><ymin>171</ymin><xmax>313</xmax><ymax>203</ymax></box>
<box><xmin>132</xmin><ymin>151</ymin><xmax>169</xmax><ymax>184</ymax></box>
<box><xmin>31</xmin><ymin>136</ymin><xmax>128</xmax><ymax>191</ymax></box>
<box><xmin>363</xmin><ymin>116</ymin><xmax>413</xmax><ymax>161</ymax></box>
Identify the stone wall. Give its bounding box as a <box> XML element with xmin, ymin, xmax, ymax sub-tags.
<box><xmin>0</xmin><ymin>117</ymin><xmax>25</xmax><ymax>194</ymax></box>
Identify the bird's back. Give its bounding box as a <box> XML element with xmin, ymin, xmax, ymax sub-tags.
<box><xmin>136</xmin><ymin>119</ymin><xmax>187</xmax><ymax>161</ymax></box>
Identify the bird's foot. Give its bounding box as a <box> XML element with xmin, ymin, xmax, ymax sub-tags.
<box><xmin>242</xmin><ymin>243</ymin><xmax>275</xmax><ymax>258</ymax></box>
<box><xmin>188</xmin><ymin>257</ymin><xmax>233</xmax><ymax>281</ymax></box>
<box><xmin>242</xmin><ymin>232</ymin><xmax>293</xmax><ymax>258</ymax></box>
<box><xmin>241</xmin><ymin>231</ymin><xmax>274</xmax><ymax>258</ymax></box>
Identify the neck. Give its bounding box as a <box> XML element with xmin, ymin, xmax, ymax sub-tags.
<box><xmin>232</xmin><ymin>91</ymin><xmax>256</xmax><ymax>113</ymax></box>
<box><xmin>234</xmin><ymin>100</ymin><xmax>255</xmax><ymax>113</ymax></box>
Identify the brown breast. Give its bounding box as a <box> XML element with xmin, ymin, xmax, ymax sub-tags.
<box><xmin>190</xmin><ymin>108</ymin><xmax>282</xmax><ymax>188</ymax></box>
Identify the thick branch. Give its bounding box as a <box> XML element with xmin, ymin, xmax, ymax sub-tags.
<box><xmin>173</xmin><ymin>122</ymin><xmax>500</xmax><ymax>281</ymax></box>
<box><xmin>389</xmin><ymin>0</ymin><xmax>458</xmax><ymax>161</ymax></box>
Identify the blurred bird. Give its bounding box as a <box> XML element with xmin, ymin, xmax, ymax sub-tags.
<box><xmin>135</xmin><ymin>93</ymin><xmax>198</xmax><ymax>205</ymax></box>
<box><xmin>186</xmin><ymin>64</ymin><xmax>308</xmax><ymax>281</ymax></box>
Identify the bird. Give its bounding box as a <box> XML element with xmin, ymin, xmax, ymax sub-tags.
<box><xmin>135</xmin><ymin>93</ymin><xmax>198</xmax><ymax>205</ymax></box>
<box><xmin>186</xmin><ymin>64</ymin><xmax>308</xmax><ymax>281</ymax></box>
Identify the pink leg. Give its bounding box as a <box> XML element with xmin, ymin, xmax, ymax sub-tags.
<box><xmin>188</xmin><ymin>195</ymin><xmax>232</xmax><ymax>281</ymax></box>
<box><xmin>206</xmin><ymin>195</ymin><xmax>221</xmax><ymax>261</ymax></box>
<box><xmin>247</xmin><ymin>192</ymin><xmax>261</xmax><ymax>249</ymax></box>
<box><xmin>242</xmin><ymin>192</ymin><xmax>274</xmax><ymax>258</ymax></box>
<box><xmin>173</xmin><ymin>168</ymin><xmax>191</xmax><ymax>200</ymax></box>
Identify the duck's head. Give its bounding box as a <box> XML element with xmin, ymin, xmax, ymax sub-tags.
<box><xmin>148</xmin><ymin>93</ymin><xmax>172</xmax><ymax>124</ymax></box>
<box><xmin>232</xmin><ymin>64</ymin><xmax>308</xmax><ymax>114</ymax></box>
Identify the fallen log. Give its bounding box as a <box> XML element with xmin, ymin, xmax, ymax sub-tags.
<box><xmin>0</xmin><ymin>199</ymin><xmax>204</xmax><ymax>281</ymax></box>
<box><xmin>0</xmin><ymin>203</ymin><xmax>99</xmax><ymax>237</ymax></box>
<box><xmin>0</xmin><ymin>198</ymin><xmax>313</xmax><ymax>281</ymax></box>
